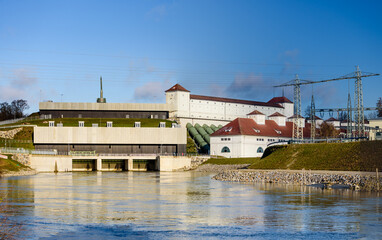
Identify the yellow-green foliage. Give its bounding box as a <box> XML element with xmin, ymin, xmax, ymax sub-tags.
<box><xmin>203</xmin><ymin>157</ymin><xmax>260</xmax><ymax>165</ymax></box>
<box><xmin>187</xmin><ymin>137</ymin><xmax>197</xmax><ymax>154</ymax></box>
<box><xmin>249</xmin><ymin>141</ymin><xmax>382</xmax><ymax>171</ymax></box>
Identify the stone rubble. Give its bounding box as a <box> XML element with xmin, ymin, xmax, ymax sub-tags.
<box><xmin>0</xmin><ymin>128</ymin><xmax>23</xmax><ymax>139</ymax></box>
<box><xmin>213</xmin><ymin>170</ymin><xmax>382</xmax><ymax>192</ymax></box>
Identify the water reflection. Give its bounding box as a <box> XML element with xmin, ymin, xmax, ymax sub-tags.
<box><xmin>0</xmin><ymin>172</ymin><xmax>381</xmax><ymax>239</ymax></box>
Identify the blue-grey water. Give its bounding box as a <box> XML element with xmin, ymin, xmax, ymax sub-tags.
<box><xmin>1</xmin><ymin>172</ymin><xmax>381</xmax><ymax>239</ymax></box>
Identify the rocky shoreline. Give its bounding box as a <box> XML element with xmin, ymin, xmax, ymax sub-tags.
<box><xmin>213</xmin><ymin>169</ymin><xmax>382</xmax><ymax>192</ymax></box>
<box><xmin>0</xmin><ymin>169</ymin><xmax>37</xmax><ymax>178</ymax></box>
<box><xmin>194</xmin><ymin>164</ymin><xmax>250</xmax><ymax>173</ymax></box>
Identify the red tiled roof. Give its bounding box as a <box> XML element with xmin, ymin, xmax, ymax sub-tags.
<box><xmin>269</xmin><ymin>112</ymin><xmax>285</xmax><ymax>117</ymax></box>
<box><xmin>190</xmin><ymin>95</ymin><xmax>283</xmax><ymax>108</ymax></box>
<box><xmin>165</xmin><ymin>84</ymin><xmax>190</xmax><ymax>92</ymax></box>
<box><xmin>210</xmin><ymin>118</ymin><xmax>312</xmax><ymax>138</ymax></box>
<box><xmin>267</xmin><ymin>96</ymin><xmax>293</xmax><ymax>104</ymax></box>
<box><xmin>247</xmin><ymin>110</ymin><xmax>265</xmax><ymax>115</ymax></box>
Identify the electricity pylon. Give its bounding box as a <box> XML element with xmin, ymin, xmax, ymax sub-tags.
<box><xmin>274</xmin><ymin>66</ymin><xmax>379</xmax><ymax>141</ymax></box>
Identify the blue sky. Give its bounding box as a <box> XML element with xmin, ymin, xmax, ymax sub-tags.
<box><xmin>0</xmin><ymin>0</ymin><xmax>381</xmax><ymax>117</ymax></box>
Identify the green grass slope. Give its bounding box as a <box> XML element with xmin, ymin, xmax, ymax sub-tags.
<box><xmin>0</xmin><ymin>155</ymin><xmax>30</xmax><ymax>173</ymax></box>
<box><xmin>249</xmin><ymin>141</ymin><xmax>382</xmax><ymax>171</ymax></box>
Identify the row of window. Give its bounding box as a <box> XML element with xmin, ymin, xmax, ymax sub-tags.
<box><xmin>221</xmin><ymin>138</ymin><xmax>231</xmax><ymax>141</ymax></box>
<box><xmin>257</xmin><ymin>138</ymin><xmax>265</xmax><ymax>141</ymax></box>
<box><xmin>221</xmin><ymin>146</ymin><xmax>263</xmax><ymax>153</ymax></box>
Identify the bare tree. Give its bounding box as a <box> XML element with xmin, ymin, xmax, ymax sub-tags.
<box><xmin>377</xmin><ymin>97</ymin><xmax>382</xmax><ymax>117</ymax></box>
<box><xmin>317</xmin><ymin>122</ymin><xmax>340</xmax><ymax>138</ymax></box>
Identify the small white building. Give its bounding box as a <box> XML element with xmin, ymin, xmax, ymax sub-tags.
<box><xmin>210</xmin><ymin>112</ymin><xmax>311</xmax><ymax>158</ymax></box>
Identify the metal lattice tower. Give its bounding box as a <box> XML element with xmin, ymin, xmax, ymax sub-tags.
<box><xmin>292</xmin><ymin>75</ymin><xmax>303</xmax><ymax>140</ymax></box>
<box><xmin>347</xmin><ymin>93</ymin><xmax>353</xmax><ymax>139</ymax></box>
<box><xmin>310</xmin><ymin>94</ymin><xmax>315</xmax><ymax>141</ymax></box>
<box><xmin>274</xmin><ymin>66</ymin><xmax>378</xmax><ymax>142</ymax></box>
<box><xmin>354</xmin><ymin>66</ymin><xmax>365</xmax><ymax>138</ymax></box>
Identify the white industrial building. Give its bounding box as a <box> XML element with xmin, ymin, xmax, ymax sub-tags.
<box><xmin>210</xmin><ymin>111</ymin><xmax>311</xmax><ymax>158</ymax></box>
<box><xmin>165</xmin><ymin>84</ymin><xmax>294</xmax><ymax>125</ymax></box>
<box><xmin>39</xmin><ymin>83</ymin><xmax>294</xmax><ymax>127</ymax></box>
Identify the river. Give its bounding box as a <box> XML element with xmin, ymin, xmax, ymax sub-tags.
<box><xmin>1</xmin><ymin>172</ymin><xmax>381</xmax><ymax>239</ymax></box>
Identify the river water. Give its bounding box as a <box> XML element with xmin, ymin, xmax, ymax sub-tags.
<box><xmin>1</xmin><ymin>172</ymin><xmax>381</xmax><ymax>239</ymax></box>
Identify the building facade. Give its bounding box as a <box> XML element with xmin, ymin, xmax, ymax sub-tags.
<box><xmin>210</xmin><ymin>112</ymin><xmax>311</xmax><ymax>158</ymax></box>
<box><xmin>39</xmin><ymin>83</ymin><xmax>294</xmax><ymax>127</ymax></box>
<box><xmin>34</xmin><ymin>122</ymin><xmax>187</xmax><ymax>155</ymax></box>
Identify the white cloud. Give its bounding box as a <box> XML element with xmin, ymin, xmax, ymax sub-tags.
<box><xmin>133</xmin><ymin>80</ymin><xmax>171</xmax><ymax>103</ymax></box>
<box><xmin>226</xmin><ymin>73</ymin><xmax>270</xmax><ymax>99</ymax></box>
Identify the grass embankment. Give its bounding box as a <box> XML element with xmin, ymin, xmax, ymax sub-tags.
<box><xmin>203</xmin><ymin>157</ymin><xmax>260</xmax><ymax>165</ymax></box>
<box><xmin>3</xmin><ymin>118</ymin><xmax>176</xmax><ymax>128</ymax></box>
<box><xmin>249</xmin><ymin>141</ymin><xmax>382</xmax><ymax>172</ymax></box>
<box><xmin>0</xmin><ymin>155</ymin><xmax>30</xmax><ymax>174</ymax></box>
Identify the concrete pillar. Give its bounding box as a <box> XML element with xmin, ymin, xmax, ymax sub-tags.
<box><xmin>124</xmin><ymin>160</ymin><xmax>129</xmax><ymax>171</ymax></box>
<box><xmin>127</xmin><ymin>158</ymin><xmax>133</xmax><ymax>171</ymax></box>
<box><xmin>96</xmin><ymin>158</ymin><xmax>102</xmax><ymax>171</ymax></box>
<box><xmin>156</xmin><ymin>156</ymin><xmax>161</xmax><ymax>171</ymax></box>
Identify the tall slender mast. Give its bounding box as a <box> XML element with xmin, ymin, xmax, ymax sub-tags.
<box><xmin>100</xmin><ymin>76</ymin><xmax>103</xmax><ymax>99</ymax></box>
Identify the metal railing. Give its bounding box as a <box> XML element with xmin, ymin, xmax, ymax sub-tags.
<box><xmin>0</xmin><ymin>147</ymin><xmax>57</xmax><ymax>155</ymax></box>
<box><xmin>0</xmin><ymin>118</ymin><xmax>26</xmax><ymax>126</ymax></box>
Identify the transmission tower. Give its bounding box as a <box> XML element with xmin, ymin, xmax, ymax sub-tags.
<box><xmin>347</xmin><ymin>93</ymin><xmax>353</xmax><ymax>139</ymax></box>
<box><xmin>354</xmin><ymin>66</ymin><xmax>365</xmax><ymax>137</ymax></box>
<box><xmin>292</xmin><ymin>75</ymin><xmax>303</xmax><ymax>140</ymax></box>
<box><xmin>310</xmin><ymin>94</ymin><xmax>315</xmax><ymax>141</ymax></box>
<box><xmin>274</xmin><ymin>66</ymin><xmax>379</xmax><ymax>141</ymax></box>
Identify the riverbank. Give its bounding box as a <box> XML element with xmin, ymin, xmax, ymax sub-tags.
<box><xmin>194</xmin><ymin>163</ymin><xmax>250</xmax><ymax>173</ymax></box>
<box><xmin>0</xmin><ymin>169</ymin><xmax>37</xmax><ymax>177</ymax></box>
<box><xmin>0</xmin><ymin>153</ymin><xmax>36</xmax><ymax>178</ymax></box>
<box><xmin>214</xmin><ymin>169</ymin><xmax>382</xmax><ymax>191</ymax></box>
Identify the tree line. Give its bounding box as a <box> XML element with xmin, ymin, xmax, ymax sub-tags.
<box><xmin>0</xmin><ymin>99</ymin><xmax>29</xmax><ymax>121</ymax></box>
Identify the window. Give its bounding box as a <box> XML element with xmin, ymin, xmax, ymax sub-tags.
<box><xmin>92</xmin><ymin>123</ymin><xmax>98</xmax><ymax>127</ymax></box>
<box><xmin>257</xmin><ymin>147</ymin><xmax>264</xmax><ymax>153</ymax></box>
<box><xmin>126</xmin><ymin>114</ymin><xmax>130</xmax><ymax>118</ymax></box>
<box><xmin>274</xmin><ymin>129</ymin><xmax>282</xmax><ymax>135</ymax></box>
<box><xmin>221</xmin><ymin>146</ymin><xmax>230</xmax><ymax>153</ymax></box>
<box><xmin>78</xmin><ymin>121</ymin><xmax>84</xmax><ymax>127</ymax></box>
<box><xmin>107</xmin><ymin>122</ymin><xmax>113</xmax><ymax>127</ymax></box>
<box><xmin>159</xmin><ymin>122</ymin><xmax>166</xmax><ymax>128</ymax></box>
<box><xmin>224</xmin><ymin>127</ymin><xmax>233</xmax><ymax>132</ymax></box>
<box><xmin>49</xmin><ymin>121</ymin><xmax>55</xmax><ymax>127</ymax></box>
<box><xmin>253</xmin><ymin>128</ymin><xmax>260</xmax><ymax>133</ymax></box>
<box><xmin>135</xmin><ymin>122</ymin><xmax>141</xmax><ymax>128</ymax></box>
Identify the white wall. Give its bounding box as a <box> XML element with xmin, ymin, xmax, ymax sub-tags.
<box><xmin>158</xmin><ymin>156</ymin><xmax>191</xmax><ymax>171</ymax></box>
<box><xmin>211</xmin><ymin>135</ymin><xmax>290</xmax><ymax>158</ymax></box>
<box><xmin>29</xmin><ymin>155</ymin><xmax>73</xmax><ymax>172</ymax></box>
<box><xmin>34</xmin><ymin>126</ymin><xmax>187</xmax><ymax>144</ymax></box>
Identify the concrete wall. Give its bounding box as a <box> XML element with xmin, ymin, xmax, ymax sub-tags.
<box><xmin>40</xmin><ymin>102</ymin><xmax>171</xmax><ymax>111</ymax></box>
<box><xmin>35</xmin><ymin>144</ymin><xmax>186</xmax><ymax>155</ymax></box>
<box><xmin>157</xmin><ymin>156</ymin><xmax>191</xmax><ymax>171</ymax></box>
<box><xmin>29</xmin><ymin>155</ymin><xmax>73</xmax><ymax>172</ymax></box>
<box><xmin>211</xmin><ymin>135</ymin><xmax>290</xmax><ymax>158</ymax></box>
<box><xmin>34</xmin><ymin>126</ymin><xmax>187</xmax><ymax>145</ymax></box>
<box><xmin>40</xmin><ymin>110</ymin><xmax>168</xmax><ymax>119</ymax></box>
<box><xmin>28</xmin><ymin>155</ymin><xmax>191</xmax><ymax>172</ymax></box>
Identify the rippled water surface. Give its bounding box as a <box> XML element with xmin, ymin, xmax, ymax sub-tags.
<box><xmin>1</xmin><ymin>172</ymin><xmax>381</xmax><ymax>239</ymax></box>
